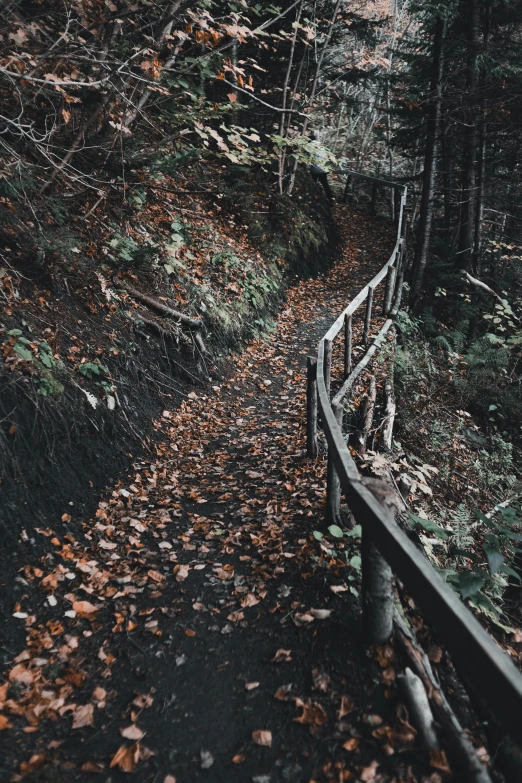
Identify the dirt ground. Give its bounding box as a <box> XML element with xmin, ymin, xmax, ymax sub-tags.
<box><xmin>1</xmin><ymin>208</ymin><xmax>444</xmax><ymax>782</ymax></box>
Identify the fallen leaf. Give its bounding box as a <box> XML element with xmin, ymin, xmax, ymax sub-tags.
<box><xmin>92</xmin><ymin>686</ymin><xmax>107</xmax><ymax>702</ymax></box>
<box><xmin>245</xmin><ymin>682</ymin><xmax>260</xmax><ymax>691</ymax></box>
<box><xmin>232</xmin><ymin>753</ymin><xmax>246</xmax><ymax>763</ymax></box>
<box><xmin>173</xmin><ymin>564</ymin><xmax>190</xmax><ymax>582</ymax></box>
<box><xmin>310</xmin><ymin>608</ymin><xmax>332</xmax><ymax>620</ymax></box>
<box><xmin>252</xmin><ymin>729</ymin><xmax>272</xmax><ymax>747</ymax></box>
<box><xmin>72</xmin><ymin>703</ymin><xmax>94</xmax><ymax>729</ymax></box>
<box><xmin>81</xmin><ymin>761</ymin><xmax>104</xmax><ymax>773</ymax></box>
<box><xmin>343</xmin><ymin>738</ymin><xmax>359</xmax><ymax>751</ymax></box>
<box><xmin>0</xmin><ymin>714</ymin><xmax>12</xmax><ymax>730</ymax></box>
<box><xmin>200</xmin><ymin>749</ymin><xmax>214</xmax><ymax>769</ymax></box>
<box><xmin>294</xmin><ymin>699</ymin><xmax>327</xmax><ymax>726</ymax></box>
<box><xmin>9</xmin><ymin>664</ymin><xmax>34</xmax><ymax>684</ymax></box>
<box><xmin>227</xmin><ymin>610</ymin><xmax>244</xmax><ymax>622</ymax></box>
<box><xmin>330</xmin><ymin>585</ymin><xmax>348</xmax><ymax>594</ymax></box>
<box><xmin>121</xmin><ymin>724</ymin><xmax>145</xmax><ymax>741</ymax></box>
<box><xmin>271</xmin><ymin>649</ymin><xmax>292</xmax><ymax>663</ymax></box>
<box><xmin>274</xmin><ymin>684</ymin><xmax>294</xmax><ymax>701</ymax></box>
<box><xmin>132</xmin><ymin>693</ymin><xmax>154</xmax><ymax>709</ymax></box>
<box><xmin>72</xmin><ymin>600</ymin><xmax>99</xmax><ymax>616</ymax></box>
<box><xmin>293</xmin><ymin>612</ymin><xmax>315</xmax><ymax>626</ymax></box>
<box><xmin>360</xmin><ymin>760</ymin><xmax>379</xmax><ymax>781</ymax></box>
<box><xmin>110</xmin><ymin>743</ymin><xmax>140</xmax><ymax>773</ymax></box>
<box><xmin>337</xmin><ymin>696</ymin><xmax>353</xmax><ymax>719</ymax></box>
<box><xmin>164</xmin><ymin>776</ymin><xmax>177</xmax><ymax>783</ymax></box>
<box><xmin>430</xmin><ymin>748</ymin><xmax>452</xmax><ymax>773</ymax></box>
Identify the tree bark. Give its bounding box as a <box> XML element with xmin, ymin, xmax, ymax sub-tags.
<box><xmin>410</xmin><ymin>15</ymin><xmax>447</xmax><ymax>303</ymax></box>
<box><xmin>457</xmin><ymin>0</ymin><xmax>481</xmax><ymax>270</ymax></box>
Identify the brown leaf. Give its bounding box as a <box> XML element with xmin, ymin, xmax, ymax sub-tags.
<box><xmin>245</xmin><ymin>682</ymin><xmax>260</xmax><ymax>691</ymax></box>
<box><xmin>252</xmin><ymin>729</ymin><xmax>272</xmax><ymax>747</ymax></box>
<box><xmin>92</xmin><ymin>686</ymin><xmax>107</xmax><ymax>702</ymax></box>
<box><xmin>429</xmin><ymin>749</ymin><xmax>452</xmax><ymax>773</ymax></box>
<box><xmin>227</xmin><ymin>92</ymin><xmax>237</xmax><ymax>103</ymax></box>
<box><xmin>293</xmin><ymin>612</ymin><xmax>315</xmax><ymax>626</ymax></box>
<box><xmin>121</xmin><ymin>724</ymin><xmax>145</xmax><ymax>741</ymax></box>
<box><xmin>337</xmin><ymin>696</ymin><xmax>353</xmax><ymax>719</ymax></box>
<box><xmin>9</xmin><ymin>664</ymin><xmax>34</xmax><ymax>684</ymax></box>
<box><xmin>343</xmin><ymin>738</ymin><xmax>359</xmax><ymax>751</ymax></box>
<box><xmin>132</xmin><ymin>693</ymin><xmax>154</xmax><ymax>710</ymax></box>
<box><xmin>232</xmin><ymin>753</ymin><xmax>246</xmax><ymax>764</ymax></box>
<box><xmin>360</xmin><ymin>760</ymin><xmax>379</xmax><ymax>781</ymax></box>
<box><xmin>271</xmin><ymin>649</ymin><xmax>292</xmax><ymax>663</ymax></box>
<box><xmin>294</xmin><ymin>699</ymin><xmax>327</xmax><ymax>726</ymax></box>
<box><xmin>72</xmin><ymin>703</ymin><xmax>94</xmax><ymax>729</ymax></box>
<box><xmin>227</xmin><ymin>610</ymin><xmax>244</xmax><ymax>623</ymax></box>
<box><xmin>81</xmin><ymin>761</ymin><xmax>104</xmax><ymax>773</ymax></box>
<box><xmin>0</xmin><ymin>714</ymin><xmax>12</xmax><ymax>730</ymax></box>
<box><xmin>110</xmin><ymin>743</ymin><xmax>140</xmax><ymax>773</ymax></box>
<box><xmin>72</xmin><ymin>600</ymin><xmax>99</xmax><ymax>616</ymax></box>
<box><xmin>274</xmin><ymin>684</ymin><xmax>294</xmax><ymax>701</ymax></box>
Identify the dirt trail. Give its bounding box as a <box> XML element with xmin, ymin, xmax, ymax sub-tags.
<box><xmin>1</xmin><ymin>207</ymin><xmax>428</xmax><ymax>783</ymax></box>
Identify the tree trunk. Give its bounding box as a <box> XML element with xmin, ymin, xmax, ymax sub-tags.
<box><xmin>457</xmin><ymin>0</ymin><xmax>481</xmax><ymax>269</ymax></box>
<box><xmin>410</xmin><ymin>15</ymin><xmax>447</xmax><ymax>304</ymax></box>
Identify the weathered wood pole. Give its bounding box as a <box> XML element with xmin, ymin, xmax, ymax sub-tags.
<box><xmin>306</xmin><ymin>356</ymin><xmax>318</xmax><ymax>458</ymax></box>
<box><xmin>398</xmin><ymin>668</ymin><xmax>439</xmax><ymax>750</ymax></box>
<box><xmin>371</xmin><ymin>182</ymin><xmax>378</xmax><ymax>215</ymax></box>
<box><xmin>325</xmin><ymin>401</ymin><xmax>343</xmax><ymax>526</ymax></box>
<box><xmin>382</xmin><ymin>370</ymin><xmax>396</xmax><ymax>451</ymax></box>
<box><xmin>357</xmin><ymin>375</ymin><xmax>376</xmax><ymax>457</ymax></box>
<box><xmin>363</xmin><ymin>286</ymin><xmax>374</xmax><ymax>346</ymax></box>
<box><xmin>383</xmin><ymin>265</ymin><xmax>397</xmax><ymax>315</ymax></box>
<box><xmin>362</xmin><ymin>530</ymin><xmax>394</xmax><ymax>644</ymax></box>
<box><xmin>323</xmin><ymin>338</ymin><xmax>333</xmax><ymax>397</ymax></box>
<box><xmin>343</xmin><ymin>313</ymin><xmax>352</xmax><ymax>380</ymax></box>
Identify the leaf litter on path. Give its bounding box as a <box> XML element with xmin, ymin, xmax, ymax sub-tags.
<box><xmin>0</xmin><ymin>207</ymin><xmax>435</xmax><ymax>781</ymax></box>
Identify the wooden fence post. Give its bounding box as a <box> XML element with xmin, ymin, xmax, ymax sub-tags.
<box><xmin>325</xmin><ymin>401</ymin><xmax>343</xmax><ymax>526</ymax></box>
<box><xmin>362</xmin><ymin>529</ymin><xmax>394</xmax><ymax>644</ymax></box>
<box><xmin>363</xmin><ymin>286</ymin><xmax>374</xmax><ymax>346</ymax></box>
<box><xmin>344</xmin><ymin>313</ymin><xmax>352</xmax><ymax>380</ymax></box>
<box><xmin>383</xmin><ymin>265</ymin><xmax>397</xmax><ymax>315</ymax></box>
<box><xmin>306</xmin><ymin>356</ymin><xmax>318</xmax><ymax>458</ymax></box>
<box><xmin>323</xmin><ymin>338</ymin><xmax>333</xmax><ymax>397</ymax></box>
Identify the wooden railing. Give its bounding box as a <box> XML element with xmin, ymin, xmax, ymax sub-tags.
<box><xmin>306</xmin><ymin>170</ymin><xmax>522</xmax><ymax>764</ymax></box>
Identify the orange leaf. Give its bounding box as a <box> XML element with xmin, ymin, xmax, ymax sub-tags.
<box><xmin>110</xmin><ymin>743</ymin><xmax>140</xmax><ymax>773</ymax></box>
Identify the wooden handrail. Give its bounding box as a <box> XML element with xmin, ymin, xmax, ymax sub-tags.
<box><xmin>309</xmin><ymin>170</ymin><xmax>522</xmax><ymax>747</ymax></box>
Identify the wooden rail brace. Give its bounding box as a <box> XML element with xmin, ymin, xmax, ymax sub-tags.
<box><xmin>306</xmin><ymin>357</ymin><xmax>318</xmax><ymax>458</ymax></box>
<box><xmin>363</xmin><ymin>285</ymin><xmax>374</xmax><ymax>346</ymax></box>
<box><xmin>343</xmin><ymin>313</ymin><xmax>352</xmax><ymax>379</ymax></box>
<box><xmin>310</xmin><ymin>170</ymin><xmax>522</xmax><ymax>768</ymax></box>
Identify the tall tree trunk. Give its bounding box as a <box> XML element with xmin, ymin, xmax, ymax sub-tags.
<box><xmin>457</xmin><ymin>0</ymin><xmax>481</xmax><ymax>269</ymax></box>
<box><xmin>472</xmin><ymin>3</ymin><xmax>490</xmax><ymax>276</ymax></box>
<box><xmin>410</xmin><ymin>15</ymin><xmax>447</xmax><ymax>304</ymax></box>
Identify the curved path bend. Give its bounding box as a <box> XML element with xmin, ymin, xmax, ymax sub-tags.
<box><xmin>2</xmin><ymin>207</ymin><xmax>420</xmax><ymax>783</ymax></box>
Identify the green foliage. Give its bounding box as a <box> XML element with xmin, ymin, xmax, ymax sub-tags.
<box><xmin>78</xmin><ymin>362</ymin><xmax>108</xmax><ymax>380</ymax></box>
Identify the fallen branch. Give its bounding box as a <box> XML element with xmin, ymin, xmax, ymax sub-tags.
<box><xmin>463</xmin><ymin>271</ymin><xmax>504</xmax><ymax>304</ymax></box>
<box><xmin>357</xmin><ymin>374</ymin><xmax>376</xmax><ymax>457</ymax></box>
<box><xmin>117</xmin><ymin>280</ymin><xmax>202</xmax><ymax>329</ymax></box>
<box><xmin>394</xmin><ymin>609</ymin><xmax>492</xmax><ymax>783</ymax></box>
<box><xmin>382</xmin><ymin>364</ymin><xmax>396</xmax><ymax>451</ymax></box>
<box><xmin>398</xmin><ymin>667</ymin><xmax>439</xmax><ymax>750</ymax></box>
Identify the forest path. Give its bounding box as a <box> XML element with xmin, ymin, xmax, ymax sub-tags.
<box><xmin>3</xmin><ymin>207</ymin><xmax>418</xmax><ymax>783</ymax></box>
